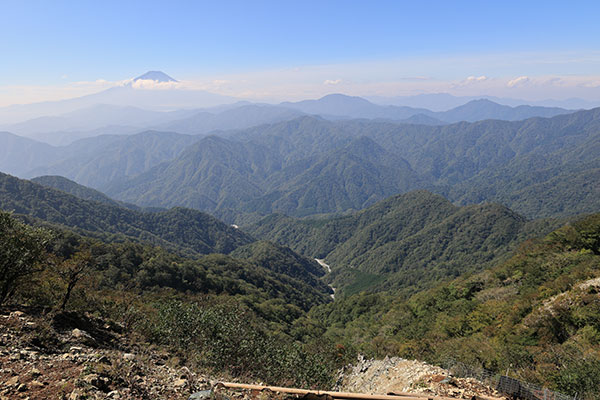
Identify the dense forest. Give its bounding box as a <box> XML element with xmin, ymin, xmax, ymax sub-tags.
<box><xmin>246</xmin><ymin>191</ymin><xmax>564</xmax><ymax>294</ymax></box>
<box><xmin>97</xmin><ymin>109</ymin><xmax>600</xmax><ymax>221</ymax></box>
<box><xmin>297</xmin><ymin>212</ymin><xmax>600</xmax><ymax>396</ymax></box>
<box><xmin>0</xmin><ymin>172</ymin><xmax>253</xmax><ymax>256</ymax></box>
<box><xmin>3</xmin><ymin>107</ymin><xmax>598</xmax><ymax>223</ymax></box>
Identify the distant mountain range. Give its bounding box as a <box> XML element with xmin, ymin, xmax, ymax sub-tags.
<box><xmin>0</xmin><ymin>72</ymin><xmax>598</xmax><ymax>222</ymax></box>
<box><xmin>25</xmin><ymin>130</ymin><xmax>202</xmax><ymax>189</ymax></box>
<box><xmin>90</xmin><ymin>108</ymin><xmax>600</xmax><ymax>220</ymax></box>
<box><xmin>281</xmin><ymin>94</ymin><xmax>572</xmax><ymax>122</ymax></box>
<box><xmin>1</xmin><ymin>69</ymin><xmax>595</xmax><ymax>128</ymax></box>
<box><xmin>2</xmin><ymin>107</ymin><xmax>599</xmax><ymax>221</ymax></box>
<box><xmin>0</xmin><ymin>93</ymin><xmax>576</xmax><ymax>146</ymax></box>
<box><xmin>367</xmin><ymin>92</ymin><xmax>600</xmax><ymax>111</ymax></box>
<box><xmin>0</xmin><ymin>130</ymin><xmax>201</xmax><ymax>184</ymax></box>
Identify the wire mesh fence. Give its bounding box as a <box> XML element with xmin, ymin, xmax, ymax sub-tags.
<box><xmin>440</xmin><ymin>358</ymin><xmax>577</xmax><ymax>400</ymax></box>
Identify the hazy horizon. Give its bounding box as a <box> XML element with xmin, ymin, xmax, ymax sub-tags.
<box><xmin>1</xmin><ymin>1</ymin><xmax>600</xmax><ymax>107</ymax></box>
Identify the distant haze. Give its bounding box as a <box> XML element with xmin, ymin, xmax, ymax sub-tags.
<box><xmin>0</xmin><ymin>70</ymin><xmax>598</xmax><ymax>129</ymax></box>
<box><xmin>2</xmin><ymin>2</ymin><xmax>600</xmax><ymax>106</ymax></box>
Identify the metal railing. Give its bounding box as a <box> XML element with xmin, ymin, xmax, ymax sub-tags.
<box><xmin>440</xmin><ymin>358</ymin><xmax>576</xmax><ymax>400</ymax></box>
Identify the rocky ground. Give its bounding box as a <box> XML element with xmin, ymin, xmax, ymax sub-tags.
<box><xmin>0</xmin><ymin>307</ymin><xmax>211</xmax><ymax>399</ymax></box>
<box><xmin>334</xmin><ymin>355</ymin><xmax>506</xmax><ymax>399</ymax></box>
<box><xmin>1</xmin><ymin>306</ymin><xmax>505</xmax><ymax>400</ymax></box>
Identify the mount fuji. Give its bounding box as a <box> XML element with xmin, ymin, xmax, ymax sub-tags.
<box><xmin>134</xmin><ymin>71</ymin><xmax>178</xmax><ymax>83</ymax></box>
<box><xmin>0</xmin><ymin>71</ymin><xmax>235</xmax><ymax>125</ymax></box>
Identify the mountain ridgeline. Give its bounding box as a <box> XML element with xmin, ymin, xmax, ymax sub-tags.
<box><xmin>0</xmin><ymin>172</ymin><xmax>252</xmax><ymax>256</ymax></box>
<box><xmin>1</xmin><ymin>96</ymin><xmax>596</xmax><ymax>221</ymax></box>
<box><xmin>31</xmin><ymin>175</ymin><xmax>140</xmax><ymax>210</ymax></box>
<box><xmin>85</xmin><ymin>108</ymin><xmax>600</xmax><ymax>221</ymax></box>
<box><xmin>246</xmin><ymin>191</ymin><xmax>564</xmax><ymax>295</ymax></box>
<box><xmin>0</xmin><ymin>172</ymin><xmax>334</xmax><ymax>309</ymax></box>
<box><xmin>281</xmin><ymin>94</ymin><xmax>571</xmax><ymax>122</ymax></box>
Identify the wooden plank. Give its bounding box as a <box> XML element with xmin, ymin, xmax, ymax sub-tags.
<box><xmin>217</xmin><ymin>382</ymin><xmax>500</xmax><ymax>400</ymax></box>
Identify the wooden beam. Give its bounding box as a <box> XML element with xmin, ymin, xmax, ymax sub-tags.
<box><xmin>216</xmin><ymin>382</ymin><xmax>502</xmax><ymax>400</ymax></box>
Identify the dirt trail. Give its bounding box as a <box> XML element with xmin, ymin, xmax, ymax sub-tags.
<box><xmin>335</xmin><ymin>356</ymin><xmax>506</xmax><ymax>400</ymax></box>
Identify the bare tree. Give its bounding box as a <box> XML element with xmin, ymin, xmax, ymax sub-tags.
<box><xmin>55</xmin><ymin>249</ymin><xmax>93</xmax><ymax>310</ymax></box>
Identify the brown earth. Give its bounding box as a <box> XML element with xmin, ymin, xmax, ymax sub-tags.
<box><xmin>1</xmin><ymin>307</ymin><xmax>505</xmax><ymax>400</ymax></box>
<box><xmin>334</xmin><ymin>355</ymin><xmax>507</xmax><ymax>400</ymax></box>
<box><xmin>0</xmin><ymin>307</ymin><xmax>210</xmax><ymax>399</ymax></box>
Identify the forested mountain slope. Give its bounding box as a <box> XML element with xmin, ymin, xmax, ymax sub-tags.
<box><xmin>246</xmin><ymin>191</ymin><xmax>564</xmax><ymax>294</ymax></box>
<box><xmin>105</xmin><ymin>108</ymin><xmax>600</xmax><ymax>220</ymax></box>
<box><xmin>25</xmin><ymin>130</ymin><xmax>202</xmax><ymax>189</ymax></box>
<box><xmin>31</xmin><ymin>175</ymin><xmax>140</xmax><ymax>209</ymax></box>
<box><xmin>300</xmin><ymin>212</ymin><xmax>600</xmax><ymax>398</ymax></box>
<box><xmin>0</xmin><ymin>172</ymin><xmax>335</xmax><ymax>299</ymax></box>
<box><xmin>0</xmin><ymin>172</ymin><xmax>252</xmax><ymax>256</ymax></box>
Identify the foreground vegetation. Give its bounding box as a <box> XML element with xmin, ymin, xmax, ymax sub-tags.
<box><xmin>298</xmin><ymin>213</ymin><xmax>600</xmax><ymax>397</ymax></box>
<box><xmin>1</xmin><ymin>172</ymin><xmax>599</xmax><ymax>397</ymax></box>
<box><xmin>0</xmin><ymin>210</ymin><xmax>344</xmax><ymax>388</ymax></box>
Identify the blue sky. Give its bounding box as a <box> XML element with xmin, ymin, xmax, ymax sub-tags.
<box><xmin>1</xmin><ymin>0</ymin><xmax>600</xmax><ymax>104</ymax></box>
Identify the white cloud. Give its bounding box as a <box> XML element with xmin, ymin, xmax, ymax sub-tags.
<box><xmin>466</xmin><ymin>75</ymin><xmax>488</xmax><ymax>83</ymax></box>
<box><xmin>130</xmin><ymin>79</ymin><xmax>181</xmax><ymax>90</ymax></box>
<box><xmin>507</xmin><ymin>76</ymin><xmax>530</xmax><ymax>87</ymax></box>
<box><xmin>448</xmin><ymin>75</ymin><xmax>492</xmax><ymax>91</ymax></box>
<box><xmin>324</xmin><ymin>79</ymin><xmax>342</xmax><ymax>85</ymax></box>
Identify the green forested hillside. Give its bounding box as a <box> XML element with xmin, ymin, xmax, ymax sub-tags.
<box><xmin>0</xmin><ymin>172</ymin><xmax>252</xmax><ymax>255</ymax></box>
<box><xmin>32</xmin><ymin>175</ymin><xmax>140</xmax><ymax>210</ymax></box>
<box><xmin>0</xmin><ymin>172</ymin><xmax>336</xmax><ymax>296</ymax></box>
<box><xmin>100</xmin><ymin>108</ymin><xmax>600</xmax><ymax>221</ymax></box>
<box><xmin>246</xmin><ymin>191</ymin><xmax>564</xmax><ymax>294</ymax></box>
<box><xmin>44</xmin><ymin>229</ymin><xmax>332</xmax><ymax>312</ymax></box>
<box><xmin>0</xmin><ymin>131</ymin><xmax>61</xmax><ymax>176</ymax></box>
<box><xmin>230</xmin><ymin>240</ymin><xmax>330</xmax><ymax>295</ymax></box>
<box><xmin>104</xmin><ymin>135</ymin><xmax>274</xmax><ymax>212</ymax></box>
<box><xmin>298</xmin><ymin>212</ymin><xmax>600</xmax><ymax>397</ymax></box>
<box><xmin>26</xmin><ymin>130</ymin><xmax>202</xmax><ymax>190</ymax></box>
<box><xmin>448</xmin><ymin>132</ymin><xmax>600</xmax><ymax>217</ymax></box>
<box><xmin>245</xmin><ymin>136</ymin><xmax>423</xmax><ymax>216</ymax></box>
